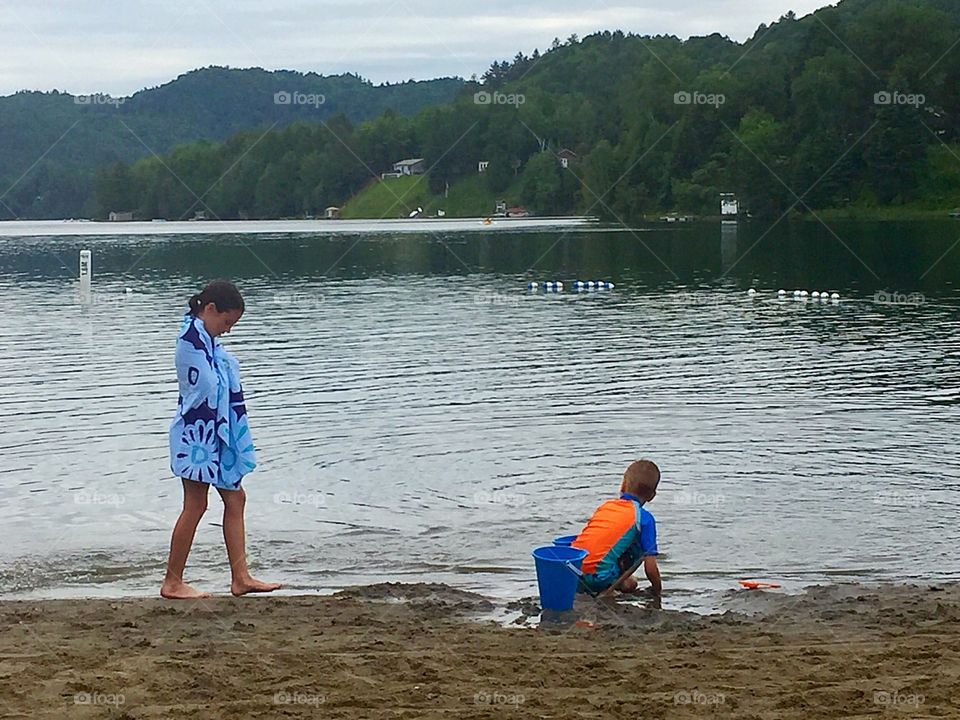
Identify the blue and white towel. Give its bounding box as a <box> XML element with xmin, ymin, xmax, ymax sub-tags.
<box><xmin>169</xmin><ymin>315</ymin><xmax>256</xmax><ymax>489</ymax></box>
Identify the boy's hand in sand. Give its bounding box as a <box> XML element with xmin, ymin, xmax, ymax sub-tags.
<box><xmin>644</xmin><ymin>556</ymin><xmax>662</xmax><ymax>596</ymax></box>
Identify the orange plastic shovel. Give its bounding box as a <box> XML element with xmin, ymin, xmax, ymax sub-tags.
<box><xmin>739</xmin><ymin>580</ymin><xmax>781</xmax><ymax>590</ymax></box>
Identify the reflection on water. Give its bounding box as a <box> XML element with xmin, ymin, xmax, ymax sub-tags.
<box><xmin>720</xmin><ymin>221</ymin><xmax>738</xmax><ymax>272</ymax></box>
<box><xmin>1</xmin><ymin>221</ymin><xmax>959</xmax><ymax>610</ymax></box>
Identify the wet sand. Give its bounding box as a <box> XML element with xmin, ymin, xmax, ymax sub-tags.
<box><xmin>2</xmin><ymin>582</ymin><xmax>958</xmax><ymax>718</ymax></box>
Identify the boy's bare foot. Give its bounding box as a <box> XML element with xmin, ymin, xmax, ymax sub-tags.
<box><xmin>231</xmin><ymin>578</ymin><xmax>282</xmax><ymax>597</ymax></box>
<box><xmin>160</xmin><ymin>579</ymin><xmax>212</xmax><ymax>600</ymax></box>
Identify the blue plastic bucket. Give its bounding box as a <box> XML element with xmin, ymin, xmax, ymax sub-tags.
<box><xmin>553</xmin><ymin>535</ymin><xmax>578</xmax><ymax>547</ymax></box>
<box><xmin>532</xmin><ymin>545</ymin><xmax>588</xmax><ymax>611</ymax></box>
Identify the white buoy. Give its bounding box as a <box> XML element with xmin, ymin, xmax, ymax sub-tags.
<box><xmin>830</xmin><ymin>292</ymin><xmax>840</xmax><ymax>301</ymax></box>
<box><xmin>79</xmin><ymin>249</ymin><xmax>92</xmax><ymax>301</ymax></box>
<box><xmin>607</xmin><ymin>282</ymin><xmax>615</xmax><ymax>290</ymax></box>
<box><xmin>556</xmin><ymin>281</ymin><xmax>564</xmax><ymax>291</ymax></box>
<box><xmin>793</xmin><ymin>290</ymin><xmax>801</xmax><ymax>298</ymax></box>
<box><xmin>545</xmin><ymin>281</ymin><xmax>554</xmax><ymax>290</ymax></box>
<box><xmin>124</xmin><ymin>287</ymin><xmax>133</xmax><ymax>294</ymax></box>
<box><xmin>778</xmin><ymin>289</ymin><xmax>786</xmax><ymax>297</ymax></box>
<box><xmin>586</xmin><ymin>281</ymin><xmax>595</xmax><ymax>289</ymax></box>
<box><xmin>800</xmin><ymin>290</ymin><xmax>808</xmax><ymax>297</ymax></box>
<box><xmin>528</xmin><ymin>282</ymin><xmax>539</xmax><ymax>290</ymax></box>
<box><xmin>747</xmin><ymin>288</ymin><xmax>757</xmax><ymax>296</ymax></box>
<box><xmin>812</xmin><ymin>291</ymin><xmax>820</xmax><ymax>299</ymax></box>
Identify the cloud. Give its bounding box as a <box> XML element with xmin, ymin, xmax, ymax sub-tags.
<box><xmin>0</xmin><ymin>0</ymin><xmax>836</xmax><ymax>95</ymax></box>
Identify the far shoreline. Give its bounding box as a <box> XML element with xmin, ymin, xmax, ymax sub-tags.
<box><xmin>3</xmin><ymin>209</ymin><xmax>959</xmax><ymax>228</ymax></box>
<box><xmin>0</xmin><ymin>216</ymin><xmax>600</xmax><ymax>238</ymax></box>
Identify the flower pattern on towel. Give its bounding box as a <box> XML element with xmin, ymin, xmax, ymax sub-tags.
<box><xmin>172</xmin><ymin>419</ymin><xmax>219</xmax><ymax>483</ymax></box>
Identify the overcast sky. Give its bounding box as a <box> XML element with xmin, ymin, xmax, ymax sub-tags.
<box><xmin>0</xmin><ymin>0</ymin><xmax>836</xmax><ymax>96</ymax></box>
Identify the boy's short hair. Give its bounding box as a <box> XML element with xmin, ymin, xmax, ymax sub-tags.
<box><xmin>622</xmin><ymin>459</ymin><xmax>660</xmax><ymax>499</ymax></box>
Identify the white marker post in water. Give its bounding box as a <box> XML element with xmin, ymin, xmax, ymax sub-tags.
<box><xmin>79</xmin><ymin>249</ymin><xmax>92</xmax><ymax>302</ymax></box>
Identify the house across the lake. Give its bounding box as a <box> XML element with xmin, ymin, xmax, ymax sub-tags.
<box><xmin>720</xmin><ymin>193</ymin><xmax>739</xmax><ymax>219</ymax></box>
<box><xmin>393</xmin><ymin>158</ymin><xmax>426</xmax><ymax>175</ymax></box>
<box><xmin>478</xmin><ymin>160</ymin><xmax>489</xmax><ymax>173</ymax></box>
<box><xmin>107</xmin><ymin>210</ymin><xmax>134</xmax><ymax>222</ymax></box>
<box><xmin>324</xmin><ymin>206</ymin><xmax>341</xmax><ymax>220</ymax></box>
<box><xmin>558</xmin><ymin>148</ymin><xmax>577</xmax><ymax>168</ymax></box>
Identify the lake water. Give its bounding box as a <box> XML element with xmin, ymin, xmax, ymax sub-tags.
<box><xmin>1</xmin><ymin>219</ymin><xmax>959</xmax><ymax>612</ymax></box>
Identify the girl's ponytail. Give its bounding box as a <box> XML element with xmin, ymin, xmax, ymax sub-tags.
<box><xmin>187</xmin><ymin>281</ymin><xmax>244</xmax><ymax>316</ymax></box>
<box><xmin>187</xmin><ymin>293</ymin><xmax>204</xmax><ymax>315</ymax></box>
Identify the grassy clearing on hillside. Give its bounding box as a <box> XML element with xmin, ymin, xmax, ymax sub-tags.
<box><xmin>424</xmin><ymin>174</ymin><xmax>527</xmax><ymax>218</ymax></box>
<box><xmin>340</xmin><ymin>176</ymin><xmax>435</xmax><ymax>219</ymax></box>
<box><xmin>342</xmin><ymin>172</ymin><xmax>529</xmax><ymax>219</ymax></box>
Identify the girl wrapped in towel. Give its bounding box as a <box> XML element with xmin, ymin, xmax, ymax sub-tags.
<box><xmin>161</xmin><ymin>280</ymin><xmax>281</xmax><ymax>599</ymax></box>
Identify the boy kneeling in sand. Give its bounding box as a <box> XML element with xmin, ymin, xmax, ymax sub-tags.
<box><xmin>573</xmin><ymin>460</ymin><xmax>662</xmax><ymax>597</ymax></box>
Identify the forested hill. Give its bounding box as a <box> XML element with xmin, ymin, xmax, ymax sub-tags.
<box><xmin>53</xmin><ymin>0</ymin><xmax>960</xmax><ymax>221</ymax></box>
<box><xmin>93</xmin><ymin>0</ymin><xmax>960</xmax><ymax>222</ymax></box>
<box><xmin>0</xmin><ymin>68</ymin><xmax>462</xmax><ymax>219</ymax></box>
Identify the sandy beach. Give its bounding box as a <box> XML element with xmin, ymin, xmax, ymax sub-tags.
<box><xmin>2</xmin><ymin>582</ymin><xmax>958</xmax><ymax>719</ymax></box>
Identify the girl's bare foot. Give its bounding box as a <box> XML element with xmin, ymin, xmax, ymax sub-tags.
<box><xmin>160</xmin><ymin>579</ymin><xmax>212</xmax><ymax>600</ymax></box>
<box><xmin>231</xmin><ymin>577</ymin><xmax>282</xmax><ymax>597</ymax></box>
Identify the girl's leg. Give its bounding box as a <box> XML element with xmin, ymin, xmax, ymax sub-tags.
<box><xmin>160</xmin><ymin>478</ymin><xmax>212</xmax><ymax>599</ymax></box>
<box><xmin>216</xmin><ymin>486</ymin><xmax>282</xmax><ymax>596</ymax></box>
